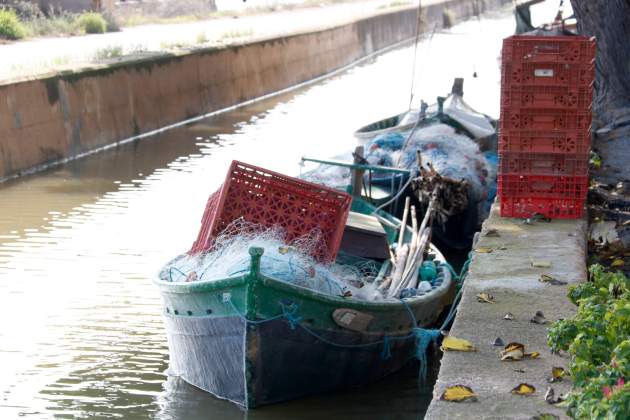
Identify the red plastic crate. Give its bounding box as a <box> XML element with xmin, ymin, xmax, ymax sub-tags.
<box><xmin>502</xmin><ymin>61</ymin><xmax>594</xmax><ymax>88</ymax></box>
<box><xmin>500</xmin><ymin>108</ymin><xmax>592</xmax><ymax>131</ymax></box>
<box><xmin>190</xmin><ymin>160</ymin><xmax>352</xmax><ymax>263</ymax></box>
<box><xmin>498</xmin><ymin>129</ymin><xmax>590</xmax><ymax>154</ymax></box>
<box><xmin>501</xmin><ymin>85</ymin><xmax>592</xmax><ymax>110</ymax></box>
<box><xmin>502</xmin><ymin>35</ymin><xmax>596</xmax><ymax>65</ymax></box>
<box><xmin>498</xmin><ymin>174</ymin><xmax>588</xmax><ymax>200</ymax></box>
<box><xmin>500</xmin><ymin>196</ymin><xmax>584</xmax><ymax>219</ymax></box>
<box><xmin>498</xmin><ymin>152</ymin><xmax>589</xmax><ymax>176</ymax></box>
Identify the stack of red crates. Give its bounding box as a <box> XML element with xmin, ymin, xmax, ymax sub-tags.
<box><xmin>498</xmin><ymin>35</ymin><xmax>596</xmax><ymax>219</ymax></box>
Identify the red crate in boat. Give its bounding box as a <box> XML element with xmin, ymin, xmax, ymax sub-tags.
<box><xmin>501</xmin><ymin>86</ymin><xmax>592</xmax><ymax>110</ymax></box>
<box><xmin>500</xmin><ymin>196</ymin><xmax>584</xmax><ymax>219</ymax></box>
<box><xmin>501</xmin><ymin>61</ymin><xmax>594</xmax><ymax>89</ymax></box>
<box><xmin>500</xmin><ymin>108</ymin><xmax>592</xmax><ymax>131</ymax></box>
<box><xmin>498</xmin><ymin>129</ymin><xmax>590</xmax><ymax>154</ymax></box>
<box><xmin>189</xmin><ymin>160</ymin><xmax>352</xmax><ymax>263</ymax></box>
<box><xmin>498</xmin><ymin>152</ymin><xmax>589</xmax><ymax>176</ymax></box>
<box><xmin>502</xmin><ymin>35</ymin><xmax>596</xmax><ymax>66</ymax></box>
<box><xmin>498</xmin><ymin>174</ymin><xmax>588</xmax><ymax>200</ymax></box>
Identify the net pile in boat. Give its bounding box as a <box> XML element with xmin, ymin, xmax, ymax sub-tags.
<box><xmin>165</xmin><ymin>220</ymin><xmax>386</xmax><ymax>301</ymax></box>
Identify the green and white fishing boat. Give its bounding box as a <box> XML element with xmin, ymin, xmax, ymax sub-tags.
<box><xmin>154</xmin><ymin>162</ymin><xmax>455</xmax><ymax>409</ymax></box>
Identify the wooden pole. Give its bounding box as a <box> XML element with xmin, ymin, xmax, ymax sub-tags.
<box><xmin>350</xmin><ymin>146</ymin><xmax>365</xmax><ymax>197</ymax></box>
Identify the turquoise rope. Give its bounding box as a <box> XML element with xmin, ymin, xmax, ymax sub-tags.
<box><xmin>380</xmin><ymin>336</ymin><xmax>392</xmax><ymax>360</ymax></box>
<box><xmin>168</xmin><ymin>267</ymin><xmax>187</xmax><ymax>282</ymax></box>
<box><xmin>217</xmin><ymin>260</ymin><xmax>473</xmax><ymax>385</ymax></box>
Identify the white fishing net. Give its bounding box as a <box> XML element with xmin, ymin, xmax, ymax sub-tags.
<box><xmin>163</xmin><ymin>220</ymin><xmax>387</xmax><ymax>301</ymax></box>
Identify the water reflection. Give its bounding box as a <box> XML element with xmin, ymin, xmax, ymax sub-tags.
<box><xmin>0</xmin><ymin>5</ymin><xmax>518</xmax><ymax>418</ymax></box>
<box><xmin>156</xmin><ymin>358</ymin><xmax>439</xmax><ymax>420</ymax></box>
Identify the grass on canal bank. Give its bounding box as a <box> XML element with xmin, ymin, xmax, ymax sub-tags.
<box><xmin>0</xmin><ymin>5</ymin><xmax>118</xmax><ymax>40</ymax></box>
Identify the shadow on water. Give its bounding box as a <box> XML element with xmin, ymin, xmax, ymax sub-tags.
<box><xmin>0</xmin><ymin>3</ymin><xmax>530</xmax><ymax>418</ymax></box>
<box><xmin>157</xmin><ymin>357</ymin><xmax>441</xmax><ymax>420</ymax></box>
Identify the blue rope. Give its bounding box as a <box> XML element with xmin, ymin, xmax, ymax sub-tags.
<box><xmin>225</xmin><ymin>298</ymin><xmax>285</xmax><ymax>325</ymax></box>
<box><xmin>440</xmin><ymin>261</ymin><xmax>459</xmax><ymax>282</ymax></box>
<box><xmin>400</xmin><ymin>298</ymin><xmax>441</xmax><ymax>384</ymax></box>
<box><xmin>281</xmin><ymin>303</ymin><xmax>303</xmax><ymax>330</ymax></box>
<box><xmin>168</xmin><ymin>267</ymin><xmax>187</xmax><ymax>282</ymax></box>
<box><xmin>216</xmin><ymin>260</ymin><xmax>470</xmax><ymax>386</ymax></box>
<box><xmin>412</xmin><ymin>328</ymin><xmax>441</xmax><ymax>384</ymax></box>
<box><xmin>380</xmin><ymin>336</ymin><xmax>392</xmax><ymax>360</ymax></box>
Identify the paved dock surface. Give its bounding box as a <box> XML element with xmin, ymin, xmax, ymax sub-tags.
<box><xmin>426</xmin><ymin>204</ymin><xmax>587</xmax><ymax>419</ymax></box>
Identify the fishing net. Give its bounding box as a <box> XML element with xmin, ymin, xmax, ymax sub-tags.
<box><xmin>164</xmin><ymin>219</ymin><xmax>386</xmax><ymax>301</ymax></box>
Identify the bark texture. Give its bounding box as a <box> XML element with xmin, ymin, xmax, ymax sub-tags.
<box><xmin>571</xmin><ymin>0</ymin><xmax>630</xmax><ymax>183</ymax></box>
<box><xmin>571</xmin><ymin>0</ymin><xmax>630</xmax><ymax>123</ymax></box>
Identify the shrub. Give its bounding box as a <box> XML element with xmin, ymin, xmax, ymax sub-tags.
<box><xmin>0</xmin><ymin>8</ymin><xmax>26</xmax><ymax>39</ymax></box>
<box><xmin>25</xmin><ymin>9</ymin><xmax>75</xmax><ymax>37</ymax></box>
<box><xmin>547</xmin><ymin>265</ymin><xmax>630</xmax><ymax>419</ymax></box>
<box><xmin>75</xmin><ymin>12</ymin><xmax>106</xmax><ymax>34</ymax></box>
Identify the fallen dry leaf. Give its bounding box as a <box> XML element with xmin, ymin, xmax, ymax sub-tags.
<box><xmin>476</xmin><ymin>293</ymin><xmax>495</xmax><ymax>303</ymax></box>
<box><xmin>476</xmin><ymin>247</ymin><xmax>493</xmax><ymax>254</ymax></box>
<box><xmin>548</xmin><ymin>367</ymin><xmax>567</xmax><ymax>383</ymax></box>
<box><xmin>531</xmin><ymin>311</ymin><xmax>548</xmax><ymax>325</ymax></box>
<box><xmin>485</xmin><ymin>228</ymin><xmax>500</xmax><ymax>237</ymax></box>
<box><xmin>531</xmin><ymin>260</ymin><xmax>552</xmax><ymax>268</ymax></box>
<box><xmin>544</xmin><ymin>387</ymin><xmax>555</xmax><ymax>403</ymax></box>
<box><xmin>544</xmin><ymin>387</ymin><xmax>566</xmax><ymax>404</ymax></box>
<box><xmin>511</xmin><ymin>383</ymin><xmax>536</xmax><ymax>395</ymax></box>
<box><xmin>526</xmin><ymin>351</ymin><xmax>541</xmax><ymax>359</ymax></box>
<box><xmin>440</xmin><ymin>385</ymin><xmax>478</xmax><ymax>402</ymax></box>
<box><xmin>501</xmin><ymin>343</ymin><xmax>541</xmax><ymax>361</ymax></box>
<box><xmin>441</xmin><ymin>336</ymin><xmax>476</xmax><ymax>352</ymax></box>
<box><xmin>612</xmin><ymin>258</ymin><xmax>625</xmax><ymax>268</ymax></box>
<box><xmin>539</xmin><ymin>274</ymin><xmax>567</xmax><ymax>286</ymax></box>
<box><xmin>501</xmin><ymin>342</ymin><xmax>525</xmax><ymax>361</ymax></box>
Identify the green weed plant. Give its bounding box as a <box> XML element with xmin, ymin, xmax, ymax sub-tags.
<box><xmin>548</xmin><ymin>265</ymin><xmax>630</xmax><ymax>418</ymax></box>
<box><xmin>0</xmin><ymin>8</ymin><xmax>26</xmax><ymax>39</ymax></box>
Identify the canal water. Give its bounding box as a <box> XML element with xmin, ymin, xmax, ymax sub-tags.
<box><xmin>0</xmin><ymin>4</ymin><xmax>554</xmax><ymax>419</ymax></box>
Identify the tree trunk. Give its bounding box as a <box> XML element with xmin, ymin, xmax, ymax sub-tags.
<box><xmin>571</xmin><ymin>0</ymin><xmax>630</xmax><ymax>183</ymax></box>
<box><xmin>571</xmin><ymin>0</ymin><xmax>630</xmax><ymax>124</ymax></box>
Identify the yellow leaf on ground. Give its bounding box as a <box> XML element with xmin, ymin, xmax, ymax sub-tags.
<box><xmin>476</xmin><ymin>247</ymin><xmax>493</xmax><ymax>253</ymax></box>
<box><xmin>531</xmin><ymin>260</ymin><xmax>552</xmax><ymax>268</ymax></box>
<box><xmin>476</xmin><ymin>293</ymin><xmax>496</xmax><ymax>303</ymax></box>
<box><xmin>441</xmin><ymin>336</ymin><xmax>476</xmax><ymax>352</ymax></box>
<box><xmin>440</xmin><ymin>385</ymin><xmax>478</xmax><ymax>402</ymax></box>
<box><xmin>525</xmin><ymin>351</ymin><xmax>541</xmax><ymax>359</ymax></box>
<box><xmin>501</xmin><ymin>342</ymin><xmax>525</xmax><ymax>361</ymax></box>
<box><xmin>550</xmin><ymin>367</ymin><xmax>567</xmax><ymax>382</ymax></box>
<box><xmin>612</xmin><ymin>259</ymin><xmax>625</xmax><ymax>267</ymax></box>
<box><xmin>511</xmin><ymin>383</ymin><xmax>536</xmax><ymax>395</ymax></box>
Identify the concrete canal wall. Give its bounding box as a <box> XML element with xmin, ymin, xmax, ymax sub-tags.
<box><xmin>0</xmin><ymin>0</ymin><xmax>510</xmax><ymax>181</ymax></box>
<box><xmin>426</xmin><ymin>204</ymin><xmax>587</xmax><ymax>419</ymax></box>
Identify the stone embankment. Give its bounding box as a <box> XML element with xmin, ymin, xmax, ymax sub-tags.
<box><xmin>0</xmin><ymin>0</ymin><xmax>510</xmax><ymax>182</ymax></box>
<box><xmin>426</xmin><ymin>204</ymin><xmax>587</xmax><ymax>419</ymax></box>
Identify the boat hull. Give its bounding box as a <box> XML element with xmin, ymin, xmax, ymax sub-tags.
<box><xmin>157</xmin><ymin>264</ymin><xmax>453</xmax><ymax>408</ymax></box>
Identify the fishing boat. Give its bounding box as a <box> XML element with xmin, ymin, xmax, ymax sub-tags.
<box><xmin>303</xmin><ymin>79</ymin><xmax>498</xmax><ymax>250</ymax></box>
<box><xmin>154</xmin><ymin>161</ymin><xmax>455</xmax><ymax>408</ymax></box>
